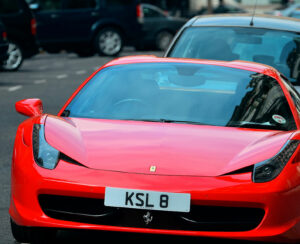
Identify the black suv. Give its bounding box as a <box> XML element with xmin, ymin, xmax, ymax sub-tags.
<box><xmin>0</xmin><ymin>19</ymin><xmax>8</xmax><ymax>64</ymax></box>
<box><xmin>0</xmin><ymin>0</ymin><xmax>39</xmax><ymax>71</ymax></box>
<box><xmin>27</xmin><ymin>0</ymin><xmax>142</xmax><ymax>56</ymax></box>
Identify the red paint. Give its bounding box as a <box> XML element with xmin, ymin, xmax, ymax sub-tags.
<box><xmin>10</xmin><ymin>57</ymin><xmax>300</xmax><ymax>243</ymax></box>
<box><xmin>44</xmin><ymin>115</ymin><xmax>293</xmax><ymax>177</ymax></box>
<box><xmin>15</xmin><ymin>98</ymin><xmax>43</xmax><ymax>117</ymax></box>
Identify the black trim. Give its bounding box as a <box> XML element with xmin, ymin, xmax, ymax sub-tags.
<box><xmin>222</xmin><ymin>165</ymin><xmax>254</xmax><ymax>176</ymax></box>
<box><xmin>39</xmin><ymin>194</ymin><xmax>265</xmax><ymax>232</ymax></box>
<box><xmin>59</xmin><ymin>153</ymin><xmax>88</xmax><ymax>168</ymax></box>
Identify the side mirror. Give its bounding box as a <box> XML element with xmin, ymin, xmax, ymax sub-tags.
<box><xmin>15</xmin><ymin>98</ymin><xmax>43</xmax><ymax>117</ymax></box>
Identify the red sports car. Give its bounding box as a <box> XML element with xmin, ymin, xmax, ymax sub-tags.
<box><xmin>10</xmin><ymin>56</ymin><xmax>300</xmax><ymax>243</ymax></box>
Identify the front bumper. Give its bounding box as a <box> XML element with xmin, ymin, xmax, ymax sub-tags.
<box><xmin>10</xmin><ymin>150</ymin><xmax>300</xmax><ymax>243</ymax></box>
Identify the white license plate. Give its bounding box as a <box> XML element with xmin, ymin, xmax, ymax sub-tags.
<box><xmin>104</xmin><ymin>187</ymin><xmax>191</xmax><ymax>213</ymax></box>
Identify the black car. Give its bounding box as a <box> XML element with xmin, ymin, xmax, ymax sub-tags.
<box><xmin>136</xmin><ymin>4</ymin><xmax>187</xmax><ymax>51</ymax></box>
<box><xmin>0</xmin><ymin>0</ymin><xmax>39</xmax><ymax>71</ymax></box>
<box><xmin>27</xmin><ymin>0</ymin><xmax>142</xmax><ymax>57</ymax></box>
<box><xmin>0</xmin><ymin>19</ymin><xmax>8</xmax><ymax>64</ymax></box>
<box><xmin>165</xmin><ymin>14</ymin><xmax>300</xmax><ymax>86</ymax></box>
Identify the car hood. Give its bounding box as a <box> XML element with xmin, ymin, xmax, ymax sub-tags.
<box><xmin>45</xmin><ymin>116</ymin><xmax>293</xmax><ymax>176</ymax></box>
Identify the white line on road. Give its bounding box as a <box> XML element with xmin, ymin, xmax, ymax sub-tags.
<box><xmin>34</xmin><ymin>79</ymin><xmax>47</xmax><ymax>84</ymax></box>
<box><xmin>57</xmin><ymin>74</ymin><xmax>68</xmax><ymax>79</ymax></box>
<box><xmin>76</xmin><ymin>70</ymin><xmax>87</xmax><ymax>75</ymax></box>
<box><xmin>8</xmin><ymin>85</ymin><xmax>22</xmax><ymax>92</ymax></box>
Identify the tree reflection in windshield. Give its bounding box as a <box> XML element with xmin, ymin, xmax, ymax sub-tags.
<box><xmin>228</xmin><ymin>73</ymin><xmax>296</xmax><ymax>130</ymax></box>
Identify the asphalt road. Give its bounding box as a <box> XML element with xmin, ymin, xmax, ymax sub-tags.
<box><xmin>0</xmin><ymin>49</ymin><xmax>259</xmax><ymax>244</ymax></box>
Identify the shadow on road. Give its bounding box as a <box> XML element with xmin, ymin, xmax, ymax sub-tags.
<box><xmin>52</xmin><ymin>229</ymin><xmax>260</xmax><ymax>244</ymax></box>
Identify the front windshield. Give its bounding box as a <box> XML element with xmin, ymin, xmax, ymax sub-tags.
<box><xmin>65</xmin><ymin>63</ymin><xmax>296</xmax><ymax>131</ymax></box>
<box><xmin>168</xmin><ymin>27</ymin><xmax>300</xmax><ymax>83</ymax></box>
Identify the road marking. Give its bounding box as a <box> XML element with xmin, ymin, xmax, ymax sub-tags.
<box><xmin>8</xmin><ymin>85</ymin><xmax>22</xmax><ymax>92</ymax></box>
<box><xmin>76</xmin><ymin>70</ymin><xmax>87</xmax><ymax>75</ymax></box>
<box><xmin>34</xmin><ymin>79</ymin><xmax>47</xmax><ymax>84</ymax></box>
<box><xmin>57</xmin><ymin>74</ymin><xmax>68</xmax><ymax>79</ymax></box>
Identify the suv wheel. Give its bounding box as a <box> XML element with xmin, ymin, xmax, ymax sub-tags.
<box><xmin>10</xmin><ymin>218</ymin><xmax>30</xmax><ymax>243</ymax></box>
<box><xmin>95</xmin><ymin>28</ymin><xmax>123</xmax><ymax>56</ymax></box>
<box><xmin>156</xmin><ymin>31</ymin><xmax>173</xmax><ymax>51</ymax></box>
<box><xmin>1</xmin><ymin>41</ymin><xmax>23</xmax><ymax>71</ymax></box>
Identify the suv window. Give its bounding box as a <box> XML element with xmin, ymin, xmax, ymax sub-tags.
<box><xmin>39</xmin><ymin>0</ymin><xmax>61</xmax><ymax>11</ymax></box>
<box><xmin>0</xmin><ymin>0</ymin><xmax>20</xmax><ymax>14</ymax></box>
<box><xmin>64</xmin><ymin>0</ymin><xmax>96</xmax><ymax>9</ymax></box>
<box><xmin>143</xmin><ymin>6</ymin><xmax>164</xmax><ymax>18</ymax></box>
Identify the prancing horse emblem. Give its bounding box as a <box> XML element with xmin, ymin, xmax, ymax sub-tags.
<box><xmin>143</xmin><ymin>211</ymin><xmax>153</xmax><ymax>225</ymax></box>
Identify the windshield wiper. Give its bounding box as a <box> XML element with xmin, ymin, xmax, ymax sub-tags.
<box><xmin>228</xmin><ymin>121</ymin><xmax>282</xmax><ymax>130</ymax></box>
<box><xmin>123</xmin><ymin>118</ymin><xmax>207</xmax><ymax>125</ymax></box>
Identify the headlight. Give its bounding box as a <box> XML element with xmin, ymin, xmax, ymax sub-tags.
<box><xmin>32</xmin><ymin>124</ymin><xmax>59</xmax><ymax>169</ymax></box>
<box><xmin>253</xmin><ymin>140</ymin><xmax>299</xmax><ymax>183</ymax></box>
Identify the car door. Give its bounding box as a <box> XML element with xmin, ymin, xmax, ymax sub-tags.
<box><xmin>142</xmin><ymin>5</ymin><xmax>167</xmax><ymax>35</ymax></box>
<box><xmin>60</xmin><ymin>0</ymin><xmax>99</xmax><ymax>43</ymax></box>
<box><xmin>33</xmin><ymin>0</ymin><xmax>64</xmax><ymax>45</ymax></box>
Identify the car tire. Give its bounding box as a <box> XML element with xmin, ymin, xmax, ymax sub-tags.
<box><xmin>30</xmin><ymin>228</ymin><xmax>57</xmax><ymax>244</ymax></box>
<box><xmin>1</xmin><ymin>41</ymin><xmax>23</xmax><ymax>71</ymax></box>
<box><xmin>155</xmin><ymin>31</ymin><xmax>174</xmax><ymax>51</ymax></box>
<box><xmin>94</xmin><ymin>27</ymin><xmax>123</xmax><ymax>56</ymax></box>
<box><xmin>10</xmin><ymin>218</ymin><xmax>31</xmax><ymax>243</ymax></box>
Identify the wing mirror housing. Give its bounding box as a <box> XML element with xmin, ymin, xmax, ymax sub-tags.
<box><xmin>15</xmin><ymin>98</ymin><xmax>43</xmax><ymax>117</ymax></box>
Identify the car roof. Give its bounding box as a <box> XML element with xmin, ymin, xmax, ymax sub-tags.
<box><xmin>103</xmin><ymin>56</ymin><xmax>279</xmax><ymax>79</ymax></box>
<box><xmin>189</xmin><ymin>14</ymin><xmax>300</xmax><ymax>32</ymax></box>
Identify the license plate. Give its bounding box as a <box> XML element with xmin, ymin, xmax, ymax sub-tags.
<box><xmin>104</xmin><ymin>187</ymin><xmax>190</xmax><ymax>213</ymax></box>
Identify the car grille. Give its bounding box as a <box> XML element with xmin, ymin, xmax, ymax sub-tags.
<box><xmin>38</xmin><ymin>194</ymin><xmax>265</xmax><ymax>232</ymax></box>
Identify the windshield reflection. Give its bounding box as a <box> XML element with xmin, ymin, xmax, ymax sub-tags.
<box><xmin>65</xmin><ymin>63</ymin><xmax>296</xmax><ymax>131</ymax></box>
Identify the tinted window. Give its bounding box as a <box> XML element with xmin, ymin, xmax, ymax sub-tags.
<box><xmin>38</xmin><ymin>0</ymin><xmax>61</xmax><ymax>10</ymax></box>
<box><xmin>64</xmin><ymin>0</ymin><xmax>96</xmax><ymax>9</ymax></box>
<box><xmin>169</xmin><ymin>27</ymin><xmax>300</xmax><ymax>83</ymax></box>
<box><xmin>65</xmin><ymin>63</ymin><xmax>296</xmax><ymax>131</ymax></box>
<box><xmin>143</xmin><ymin>6</ymin><xmax>164</xmax><ymax>17</ymax></box>
<box><xmin>0</xmin><ymin>0</ymin><xmax>20</xmax><ymax>14</ymax></box>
